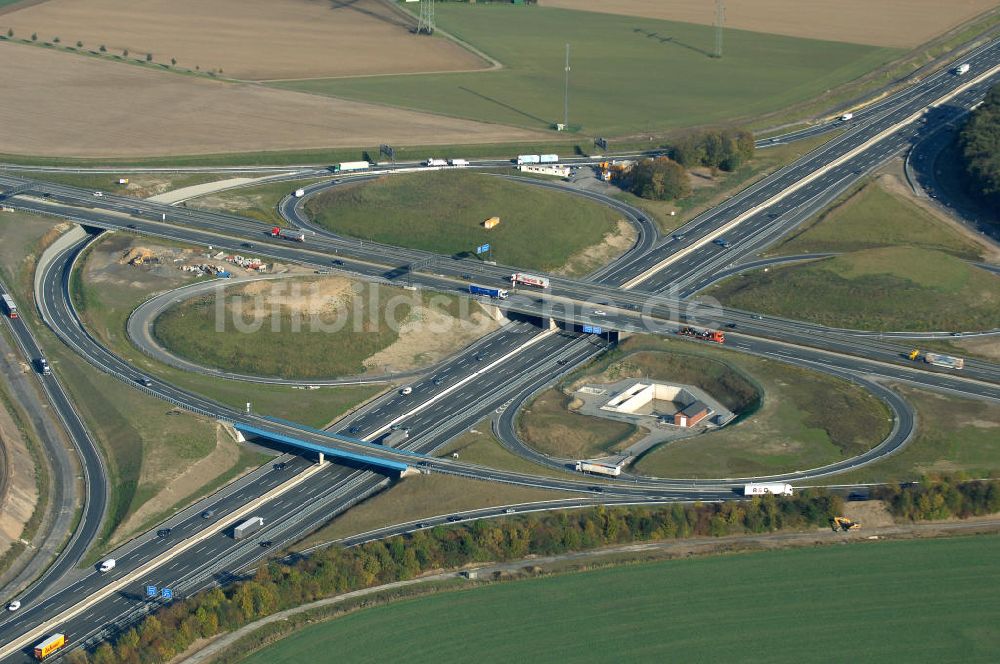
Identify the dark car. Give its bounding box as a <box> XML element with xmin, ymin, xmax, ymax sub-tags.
<box><xmin>332</xmin><ymin>259</ymin><xmax>345</xmax><ymax>266</ymax></box>
<box><xmin>273</xmin><ymin>462</ymin><xmax>287</xmax><ymax>471</ymax></box>
<box><xmin>433</xmin><ymin>376</ymin><xmax>445</xmax><ymax>386</ymax></box>
<box><xmin>416</xmin><ymin>522</ymin><xmax>430</xmax><ymax>529</ymax></box>
<box><xmin>140</xmin><ymin>377</ymin><xmax>153</xmax><ymax>387</ymax></box>
<box><xmin>241</xmin><ymin>242</ymin><xmax>254</xmax><ymax>249</ymax></box>
<box><xmin>461</xmin><ymin>273</ymin><xmax>473</xmax><ymax>280</ymax></box>
<box><xmin>126</xmin><ymin>224</ymin><xmax>137</xmax><ymax>229</ymax></box>
<box><xmin>156</xmin><ymin>528</ymin><xmax>171</xmax><ymax>538</ymax></box>
<box><xmin>725</xmin><ymin>323</ymin><xmax>737</xmax><ymax>329</ymax></box>
<box><xmin>447</xmin><ymin>515</ymin><xmax>462</xmax><ymax>522</ymax></box>
<box><xmin>260</xmin><ymin>540</ymin><xmax>273</xmax><ymax>548</ymax></box>
<box><xmin>201</xmin><ymin>509</ymin><xmax>216</xmax><ymax>519</ymax></box>
<box><xmin>348</xmin><ymin>425</ymin><xmax>361</xmax><ymax>435</ymax></box>
<box><xmin>590</xmin><ymin>486</ymin><xmax>605</xmax><ymax>493</ymax></box>
<box><xmin>475</xmin><ymin>353</ymin><xmax>484</xmax><ymax>361</ymax></box>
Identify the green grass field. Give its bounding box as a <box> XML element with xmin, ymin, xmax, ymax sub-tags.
<box><xmin>824</xmin><ymin>385</ymin><xmax>1000</xmax><ymax>484</ymax></box>
<box><xmin>275</xmin><ymin>5</ymin><xmax>898</xmax><ymax>136</ymax></box>
<box><xmin>21</xmin><ymin>172</ymin><xmax>228</xmax><ymax>198</ymax></box>
<box><xmin>187</xmin><ymin>177</ymin><xmax>325</xmax><ymax>227</ymax></box>
<box><xmin>242</xmin><ymin>535</ymin><xmax>1000</xmax><ymax>664</ymax></box>
<box><xmin>305</xmin><ymin>171</ymin><xmax>624</xmax><ymax>274</ymax></box>
<box><xmin>151</xmin><ymin>276</ymin><xmax>477</xmax><ymax>379</ymax></box>
<box><xmin>773</xmin><ymin>179</ymin><xmax>982</xmax><ymax>258</ymax></box>
<box><xmin>708</xmin><ymin>247</ymin><xmax>1000</xmax><ymax>332</ymax></box>
<box><xmin>521</xmin><ymin>335</ymin><xmax>888</xmax><ymax>477</ymax></box>
<box><xmin>72</xmin><ymin>235</ymin><xmax>381</xmax><ymax>428</ymax></box>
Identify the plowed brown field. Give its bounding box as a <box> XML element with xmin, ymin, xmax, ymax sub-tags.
<box><xmin>541</xmin><ymin>0</ymin><xmax>998</xmax><ymax>48</ymax></box>
<box><xmin>0</xmin><ymin>0</ymin><xmax>486</xmax><ymax>80</ymax></box>
<box><xmin>0</xmin><ymin>42</ymin><xmax>541</xmax><ymax>158</ymax></box>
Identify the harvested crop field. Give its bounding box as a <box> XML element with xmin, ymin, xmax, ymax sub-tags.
<box><xmin>541</xmin><ymin>0</ymin><xmax>998</xmax><ymax>48</ymax></box>
<box><xmin>0</xmin><ymin>0</ymin><xmax>486</xmax><ymax>80</ymax></box>
<box><xmin>0</xmin><ymin>41</ymin><xmax>540</xmax><ymax>158</ymax></box>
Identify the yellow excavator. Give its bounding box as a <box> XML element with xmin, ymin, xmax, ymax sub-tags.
<box><xmin>831</xmin><ymin>516</ymin><xmax>861</xmax><ymax>532</ymax></box>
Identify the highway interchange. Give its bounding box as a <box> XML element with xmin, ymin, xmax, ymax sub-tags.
<box><xmin>0</xmin><ymin>38</ymin><xmax>999</xmax><ymax>662</ymax></box>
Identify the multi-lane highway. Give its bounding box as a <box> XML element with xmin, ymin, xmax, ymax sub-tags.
<box><xmin>0</xmin><ymin>39</ymin><xmax>998</xmax><ymax>662</ymax></box>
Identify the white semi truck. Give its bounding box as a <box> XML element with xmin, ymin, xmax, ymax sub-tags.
<box><xmin>511</xmin><ymin>272</ymin><xmax>550</xmax><ymax>289</ymax></box>
<box><xmin>234</xmin><ymin>516</ymin><xmax>265</xmax><ymax>540</ymax></box>
<box><xmin>575</xmin><ymin>461</ymin><xmax>622</xmax><ymax>477</ymax></box>
<box><xmin>743</xmin><ymin>483</ymin><xmax>793</xmax><ymax>496</ymax></box>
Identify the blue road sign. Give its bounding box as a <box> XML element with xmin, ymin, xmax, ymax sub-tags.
<box><xmin>582</xmin><ymin>325</ymin><xmax>603</xmax><ymax>335</ymax></box>
<box><xmin>161</xmin><ymin>588</ymin><xmax>173</xmax><ymax>600</ymax></box>
<box><xmin>475</xmin><ymin>243</ymin><xmax>490</xmax><ymax>255</ymax></box>
<box><xmin>146</xmin><ymin>585</ymin><xmax>158</xmax><ymax>598</ymax></box>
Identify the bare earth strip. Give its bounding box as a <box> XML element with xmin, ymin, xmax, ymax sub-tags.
<box><xmin>541</xmin><ymin>0</ymin><xmax>999</xmax><ymax>48</ymax></box>
<box><xmin>0</xmin><ymin>42</ymin><xmax>542</xmax><ymax>158</ymax></box>
<box><xmin>0</xmin><ymin>0</ymin><xmax>486</xmax><ymax>80</ymax></box>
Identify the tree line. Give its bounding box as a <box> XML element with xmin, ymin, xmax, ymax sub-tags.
<box><xmin>66</xmin><ymin>492</ymin><xmax>842</xmax><ymax>664</ymax></box>
<box><xmin>627</xmin><ymin>127</ymin><xmax>755</xmax><ymax>201</ymax></box>
<box><xmin>873</xmin><ymin>476</ymin><xmax>1000</xmax><ymax>521</ymax></box>
<box><xmin>958</xmin><ymin>83</ymin><xmax>1000</xmax><ymax>209</ymax></box>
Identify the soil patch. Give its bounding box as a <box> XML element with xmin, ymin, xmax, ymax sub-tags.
<box><xmin>0</xmin><ymin>0</ymin><xmax>486</xmax><ymax>80</ymax></box>
<box><xmin>113</xmin><ymin>424</ymin><xmax>245</xmax><ymax>541</ymax></box>
<box><xmin>0</xmin><ymin>41</ymin><xmax>541</xmax><ymax>158</ymax></box>
<box><xmin>541</xmin><ymin>0</ymin><xmax>998</xmax><ymax>48</ymax></box>
<box><xmin>0</xmin><ymin>390</ymin><xmax>38</xmax><ymax>556</ymax></box>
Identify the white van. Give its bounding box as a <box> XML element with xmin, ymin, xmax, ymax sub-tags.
<box><xmin>98</xmin><ymin>559</ymin><xmax>116</xmax><ymax>573</ymax></box>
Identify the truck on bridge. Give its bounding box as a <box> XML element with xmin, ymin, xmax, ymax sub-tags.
<box><xmin>511</xmin><ymin>272</ymin><xmax>550</xmax><ymax>289</ymax></box>
<box><xmin>744</xmin><ymin>482</ymin><xmax>793</xmax><ymax>496</ymax></box>
<box><xmin>469</xmin><ymin>284</ymin><xmax>509</xmax><ymax>300</ymax></box>
<box><xmin>677</xmin><ymin>326</ymin><xmax>725</xmax><ymax>344</ymax></box>
<box><xmin>575</xmin><ymin>461</ymin><xmax>622</xmax><ymax>477</ymax></box>
<box><xmin>270</xmin><ymin>227</ymin><xmax>306</xmax><ymax>242</ymax></box>
<box><xmin>1</xmin><ymin>293</ymin><xmax>17</xmax><ymax>318</ymax></box>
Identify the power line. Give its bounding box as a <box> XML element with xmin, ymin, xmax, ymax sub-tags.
<box><xmin>714</xmin><ymin>0</ymin><xmax>725</xmax><ymax>59</ymax></box>
<box><xmin>564</xmin><ymin>43</ymin><xmax>571</xmax><ymax>129</ymax></box>
<box><xmin>417</xmin><ymin>0</ymin><xmax>435</xmax><ymax>35</ymax></box>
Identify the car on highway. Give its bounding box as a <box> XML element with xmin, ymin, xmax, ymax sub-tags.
<box><xmin>592</xmin><ymin>310</ymin><xmax>607</xmax><ymax>317</ymax></box>
<box><xmin>332</xmin><ymin>259</ymin><xmax>345</xmax><ymax>266</ymax></box>
<box><xmin>35</xmin><ymin>357</ymin><xmax>51</xmax><ymax>375</ymax></box>
<box><xmin>447</xmin><ymin>515</ymin><xmax>462</xmax><ymax>522</ymax></box>
<box><xmin>273</xmin><ymin>462</ymin><xmax>287</xmax><ymax>470</ymax></box>
<box><xmin>433</xmin><ymin>376</ymin><xmax>445</xmax><ymax>386</ymax></box>
<box><xmin>241</xmin><ymin>242</ymin><xmax>254</xmax><ymax>249</ymax></box>
<box><xmin>416</xmin><ymin>522</ymin><xmax>430</xmax><ymax>529</ymax></box>
<box><xmin>672</xmin><ymin>233</ymin><xmax>685</xmax><ymax>241</ymax></box>
<box><xmin>348</xmin><ymin>425</ymin><xmax>361</xmax><ymax>435</ymax></box>
<box><xmin>590</xmin><ymin>486</ymin><xmax>605</xmax><ymax>493</ymax></box>
<box><xmin>751</xmin><ymin>314</ymin><xmax>762</xmax><ymax>320</ymax></box>
<box><xmin>461</xmin><ymin>273</ymin><xmax>473</xmax><ymax>280</ymax></box>
<box><xmin>157</xmin><ymin>528</ymin><xmax>171</xmax><ymax>538</ymax></box>
<box><xmin>140</xmin><ymin>376</ymin><xmax>153</xmax><ymax>387</ymax></box>
<box><xmin>400</xmin><ymin>386</ymin><xmax>413</xmax><ymax>395</ymax></box>
<box><xmin>201</xmin><ymin>509</ymin><xmax>216</xmax><ymax>519</ymax></box>
<box><xmin>725</xmin><ymin>323</ymin><xmax>737</xmax><ymax>329</ymax></box>
<box><xmin>127</xmin><ymin>224</ymin><xmax>137</xmax><ymax>229</ymax></box>
<box><xmin>259</xmin><ymin>540</ymin><xmax>273</xmax><ymax>548</ymax></box>
<box><xmin>504</xmin><ymin>508</ymin><xmax>516</xmax><ymax>514</ymax></box>
<box><xmin>713</xmin><ymin>238</ymin><xmax>732</xmax><ymax>248</ymax></box>
<box><xmin>93</xmin><ymin>191</ymin><xmax>104</xmax><ymax>197</ymax></box>
<box><xmin>475</xmin><ymin>353</ymin><xmax>484</xmax><ymax>361</ymax></box>
<box><xmin>7</xmin><ymin>600</ymin><xmax>21</xmax><ymax>612</ymax></box>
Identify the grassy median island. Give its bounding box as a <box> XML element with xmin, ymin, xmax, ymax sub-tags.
<box><xmin>152</xmin><ymin>275</ymin><xmax>498</xmax><ymax>379</ymax></box>
<box><xmin>824</xmin><ymin>385</ymin><xmax>1000</xmax><ymax>484</ymax></box>
<box><xmin>73</xmin><ymin>235</ymin><xmax>383</xmax><ymax>427</ymax></box>
<box><xmin>187</xmin><ymin>177</ymin><xmax>326</xmax><ymax>227</ymax></box>
<box><xmin>304</xmin><ymin>171</ymin><xmax>630</xmax><ymax>276</ymax></box>
<box><xmin>518</xmin><ymin>335</ymin><xmax>889</xmax><ymax>476</ymax></box>
<box><xmin>707</xmin><ymin>177</ymin><xmax>998</xmax><ymax>331</ymax></box>
<box><xmin>241</xmin><ymin>535</ymin><xmax>1000</xmax><ymax>664</ymax></box>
